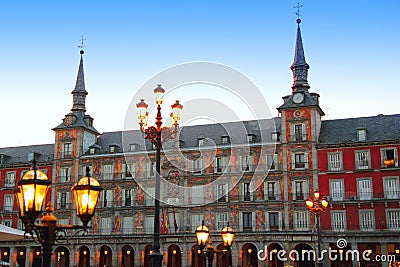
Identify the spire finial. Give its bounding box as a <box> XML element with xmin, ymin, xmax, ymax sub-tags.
<box><xmin>294</xmin><ymin>2</ymin><xmax>303</xmax><ymax>23</ymax></box>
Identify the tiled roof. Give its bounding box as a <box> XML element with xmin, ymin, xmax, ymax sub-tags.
<box><xmin>318</xmin><ymin>114</ymin><xmax>400</xmax><ymax>145</ymax></box>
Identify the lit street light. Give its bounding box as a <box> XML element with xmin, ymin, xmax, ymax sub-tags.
<box><xmin>15</xmin><ymin>160</ymin><xmax>102</xmax><ymax>267</ymax></box>
<box><xmin>306</xmin><ymin>191</ymin><xmax>328</xmax><ymax>267</ymax></box>
<box><xmin>137</xmin><ymin>84</ymin><xmax>183</xmax><ymax>267</ymax></box>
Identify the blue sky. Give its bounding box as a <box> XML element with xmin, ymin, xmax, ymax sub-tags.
<box><xmin>0</xmin><ymin>1</ymin><xmax>399</xmax><ymax>147</ymax></box>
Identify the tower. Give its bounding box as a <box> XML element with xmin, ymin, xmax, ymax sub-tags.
<box><xmin>277</xmin><ymin>18</ymin><xmax>324</xmax><ymax>232</ymax></box>
<box><xmin>52</xmin><ymin>49</ymin><xmax>100</xmax><ymax>221</ymax></box>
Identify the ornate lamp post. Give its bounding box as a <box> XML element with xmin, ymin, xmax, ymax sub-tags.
<box><xmin>15</xmin><ymin>160</ymin><xmax>102</xmax><ymax>267</ymax></box>
<box><xmin>136</xmin><ymin>84</ymin><xmax>183</xmax><ymax>267</ymax></box>
<box><xmin>195</xmin><ymin>220</ymin><xmax>235</xmax><ymax>267</ymax></box>
<box><xmin>305</xmin><ymin>191</ymin><xmax>328</xmax><ymax>267</ymax></box>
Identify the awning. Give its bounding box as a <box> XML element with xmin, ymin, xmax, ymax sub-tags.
<box><xmin>0</xmin><ymin>224</ymin><xmax>24</xmax><ymax>241</ymax></box>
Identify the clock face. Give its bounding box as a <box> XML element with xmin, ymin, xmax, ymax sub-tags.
<box><xmin>293</xmin><ymin>93</ymin><xmax>304</xmax><ymax>104</ymax></box>
<box><xmin>64</xmin><ymin>116</ymin><xmax>73</xmax><ymax>126</ymax></box>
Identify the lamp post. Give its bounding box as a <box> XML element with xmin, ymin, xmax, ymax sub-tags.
<box><xmin>195</xmin><ymin>220</ymin><xmax>235</xmax><ymax>267</ymax></box>
<box><xmin>15</xmin><ymin>160</ymin><xmax>102</xmax><ymax>267</ymax></box>
<box><xmin>136</xmin><ymin>84</ymin><xmax>183</xmax><ymax>267</ymax></box>
<box><xmin>305</xmin><ymin>191</ymin><xmax>328</xmax><ymax>267</ymax></box>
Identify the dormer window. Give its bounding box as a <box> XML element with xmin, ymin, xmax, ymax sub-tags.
<box><xmin>89</xmin><ymin>147</ymin><xmax>95</xmax><ymax>154</ymax></box>
<box><xmin>221</xmin><ymin>136</ymin><xmax>230</xmax><ymax>145</ymax></box>
<box><xmin>357</xmin><ymin>128</ymin><xmax>367</xmax><ymax>141</ymax></box>
<box><xmin>271</xmin><ymin>132</ymin><xmax>279</xmax><ymax>142</ymax></box>
<box><xmin>109</xmin><ymin>145</ymin><xmax>120</xmax><ymax>153</ymax></box>
<box><xmin>130</xmin><ymin>144</ymin><xmax>140</xmax><ymax>151</ymax></box>
<box><xmin>247</xmin><ymin>134</ymin><xmax>256</xmax><ymax>143</ymax></box>
<box><xmin>27</xmin><ymin>152</ymin><xmax>37</xmax><ymax>162</ymax></box>
<box><xmin>198</xmin><ymin>138</ymin><xmax>205</xmax><ymax>147</ymax></box>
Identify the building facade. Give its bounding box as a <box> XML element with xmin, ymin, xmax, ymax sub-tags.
<box><xmin>0</xmin><ymin>19</ymin><xmax>399</xmax><ymax>267</ymax></box>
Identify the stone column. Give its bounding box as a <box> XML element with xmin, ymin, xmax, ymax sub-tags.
<box><xmin>25</xmin><ymin>247</ymin><xmax>31</xmax><ymax>267</ymax></box>
<box><xmin>380</xmin><ymin>243</ymin><xmax>388</xmax><ymax>267</ymax></box>
<box><xmin>9</xmin><ymin>246</ymin><xmax>15</xmax><ymax>267</ymax></box>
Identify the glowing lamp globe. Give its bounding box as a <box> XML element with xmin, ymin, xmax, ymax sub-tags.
<box><xmin>72</xmin><ymin>167</ymin><xmax>103</xmax><ymax>228</ymax></box>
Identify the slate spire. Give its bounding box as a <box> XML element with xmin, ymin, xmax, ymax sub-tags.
<box><xmin>291</xmin><ymin>18</ymin><xmax>310</xmax><ymax>92</ymax></box>
<box><xmin>71</xmin><ymin>50</ymin><xmax>88</xmax><ymax>113</ymax></box>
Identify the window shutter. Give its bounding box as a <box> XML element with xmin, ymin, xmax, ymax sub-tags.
<box><xmin>302</xmin><ymin>123</ymin><xmax>306</xmax><ymax>140</ymax></box>
<box><xmin>292</xmin><ymin>181</ymin><xmax>296</xmax><ymax>200</ymax></box>
<box><xmin>252</xmin><ymin>212</ymin><xmax>256</xmax><ymax>231</ymax></box>
<box><xmin>66</xmin><ymin>192</ymin><xmax>70</xmax><ymax>209</ymax></box>
<box><xmin>214</xmin><ymin>158</ymin><xmax>218</xmax><ymax>173</ymax></box>
<box><xmin>57</xmin><ymin>192</ymin><xmax>61</xmax><ymax>209</ymax></box>
<box><xmin>239</xmin><ymin>212</ymin><xmax>243</xmax><ymax>231</ymax></box>
<box><xmin>265</xmin><ymin>212</ymin><xmax>270</xmax><ymax>231</ymax></box>
<box><xmin>249</xmin><ymin>181</ymin><xmax>254</xmax><ymax>201</ymax></box>
<box><xmin>278</xmin><ymin>212</ymin><xmax>283</xmax><ymax>230</ymax></box>
<box><xmin>107</xmin><ymin>190</ymin><xmax>113</xmax><ymax>207</ymax></box>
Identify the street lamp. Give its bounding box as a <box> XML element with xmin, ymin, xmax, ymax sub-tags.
<box><xmin>195</xmin><ymin>220</ymin><xmax>235</xmax><ymax>267</ymax></box>
<box><xmin>305</xmin><ymin>191</ymin><xmax>328</xmax><ymax>267</ymax></box>
<box><xmin>136</xmin><ymin>84</ymin><xmax>183</xmax><ymax>267</ymax></box>
<box><xmin>15</xmin><ymin>160</ymin><xmax>102</xmax><ymax>267</ymax></box>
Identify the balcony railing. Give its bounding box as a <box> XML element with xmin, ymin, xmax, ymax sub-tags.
<box><xmin>290</xmin><ymin>134</ymin><xmax>307</xmax><ymax>142</ymax></box>
<box><xmin>322</xmin><ymin>224</ymin><xmax>400</xmax><ymax>232</ymax></box>
<box><xmin>329</xmin><ymin>191</ymin><xmax>400</xmax><ymax>201</ymax></box>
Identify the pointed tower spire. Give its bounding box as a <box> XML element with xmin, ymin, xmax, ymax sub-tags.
<box><xmin>71</xmin><ymin>50</ymin><xmax>88</xmax><ymax>113</ymax></box>
<box><xmin>291</xmin><ymin>18</ymin><xmax>310</xmax><ymax>92</ymax></box>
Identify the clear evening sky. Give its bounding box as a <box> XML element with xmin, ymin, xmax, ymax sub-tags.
<box><xmin>0</xmin><ymin>1</ymin><xmax>398</xmax><ymax>148</ymax></box>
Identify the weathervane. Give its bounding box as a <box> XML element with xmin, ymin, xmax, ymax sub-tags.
<box><xmin>294</xmin><ymin>2</ymin><xmax>303</xmax><ymax>23</ymax></box>
<box><xmin>78</xmin><ymin>35</ymin><xmax>86</xmax><ymax>50</ymax></box>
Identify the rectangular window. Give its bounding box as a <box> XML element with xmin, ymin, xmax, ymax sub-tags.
<box><xmin>60</xmin><ymin>193</ymin><xmax>67</xmax><ymax>209</ymax></box>
<box><xmin>292</xmin><ymin>152</ymin><xmax>307</xmax><ymax>169</ymax></box>
<box><xmin>123</xmin><ymin>162</ymin><xmax>136</xmax><ymax>178</ymax></box>
<box><xmin>331</xmin><ymin>211</ymin><xmax>346</xmax><ymax>232</ymax></box>
<box><xmin>221</xmin><ymin>136</ymin><xmax>230</xmax><ymax>144</ymax></box>
<box><xmin>242</xmin><ymin>212</ymin><xmax>253</xmax><ymax>231</ymax></box>
<box><xmin>294</xmin><ymin>124</ymin><xmax>305</xmax><ymax>141</ymax></box>
<box><xmin>191</xmin><ymin>186</ymin><xmax>204</xmax><ymax>205</ymax></box>
<box><xmin>214</xmin><ymin>156</ymin><xmax>228</xmax><ymax>173</ymax></box>
<box><xmin>358</xmin><ymin>179</ymin><xmax>372</xmax><ymax>200</ymax></box>
<box><xmin>266</xmin><ymin>154</ymin><xmax>278</xmax><ymax>171</ymax></box>
<box><xmin>5</xmin><ymin>171</ymin><xmax>16</xmax><ymax>187</ymax></box>
<box><xmin>144</xmin><ymin>216</ymin><xmax>154</xmax><ymax>234</ymax></box>
<box><xmin>102</xmin><ymin>164</ymin><xmax>114</xmax><ymax>180</ymax></box>
<box><xmin>247</xmin><ymin>134</ymin><xmax>256</xmax><ymax>143</ymax></box>
<box><xmin>60</xmin><ymin>167</ymin><xmax>71</xmax><ymax>182</ymax></box>
<box><xmin>130</xmin><ymin>144</ymin><xmax>139</xmax><ymax>151</ymax></box>
<box><xmin>328</xmin><ymin>152</ymin><xmax>343</xmax><ymax>171</ymax></box>
<box><xmin>240</xmin><ymin>155</ymin><xmax>254</xmax><ymax>172</ymax></box>
<box><xmin>268</xmin><ymin>212</ymin><xmax>280</xmax><ymax>230</ymax></box>
<box><xmin>17</xmin><ymin>220</ymin><xmax>24</xmax><ymax>231</ymax></box>
<box><xmin>383</xmin><ymin>177</ymin><xmax>399</xmax><ymax>199</ymax></box>
<box><xmin>123</xmin><ymin>189</ymin><xmax>134</xmax><ymax>206</ymax></box>
<box><xmin>294</xmin><ymin>211</ymin><xmax>309</xmax><ymax>230</ymax></box>
<box><xmin>144</xmin><ymin>188</ymin><xmax>155</xmax><ymax>206</ymax></box>
<box><xmin>122</xmin><ymin>216</ymin><xmax>134</xmax><ymax>234</ymax></box>
<box><xmin>359</xmin><ymin>210</ymin><xmax>375</xmax><ymax>231</ymax></box>
<box><xmin>271</xmin><ymin>132</ymin><xmax>279</xmax><ymax>142</ymax></box>
<box><xmin>102</xmin><ymin>190</ymin><xmax>113</xmax><ymax>208</ymax></box>
<box><xmin>357</xmin><ymin>129</ymin><xmax>367</xmax><ymax>141</ymax></box>
<box><xmin>191</xmin><ymin>158</ymin><xmax>203</xmax><ymax>175</ymax></box>
<box><xmin>294</xmin><ymin>181</ymin><xmax>306</xmax><ymax>200</ymax></box>
<box><xmin>217</xmin><ymin>212</ymin><xmax>229</xmax><ymax>229</ymax></box>
<box><xmin>198</xmin><ymin>138</ymin><xmax>205</xmax><ymax>147</ymax></box>
<box><xmin>62</xmin><ymin>143</ymin><xmax>72</xmax><ymax>158</ymax></box>
<box><xmin>355</xmin><ymin>150</ymin><xmax>370</xmax><ymax>170</ymax></box>
<box><xmin>146</xmin><ymin>161</ymin><xmax>155</xmax><ymax>177</ymax></box>
<box><xmin>381</xmin><ymin>148</ymin><xmax>398</xmax><ymax>168</ymax></box>
<box><xmin>386</xmin><ymin>210</ymin><xmax>400</xmax><ymax>230</ymax></box>
<box><xmin>101</xmin><ymin>217</ymin><xmax>112</xmax><ymax>234</ymax></box>
<box><xmin>330</xmin><ymin>180</ymin><xmax>344</xmax><ymax>201</ymax></box>
<box><xmin>242</xmin><ymin>182</ymin><xmax>252</xmax><ymax>201</ymax></box>
<box><xmin>191</xmin><ymin>214</ymin><xmax>203</xmax><ymax>232</ymax></box>
<box><xmin>4</xmin><ymin>195</ymin><xmax>14</xmax><ymax>212</ymax></box>
<box><xmin>217</xmin><ymin>184</ymin><xmax>228</xmax><ymax>202</ymax></box>
<box><xmin>266</xmin><ymin>181</ymin><xmax>279</xmax><ymax>200</ymax></box>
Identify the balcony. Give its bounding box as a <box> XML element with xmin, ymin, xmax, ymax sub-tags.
<box><xmin>322</xmin><ymin>224</ymin><xmax>400</xmax><ymax>233</ymax></box>
<box><xmin>290</xmin><ymin>134</ymin><xmax>307</xmax><ymax>142</ymax></box>
<box><xmin>328</xmin><ymin>191</ymin><xmax>400</xmax><ymax>202</ymax></box>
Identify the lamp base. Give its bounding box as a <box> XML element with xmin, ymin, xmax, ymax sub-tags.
<box><xmin>149</xmin><ymin>252</ymin><xmax>163</xmax><ymax>267</ymax></box>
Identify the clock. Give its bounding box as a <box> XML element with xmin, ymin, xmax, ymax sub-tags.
<box><xmin>293</xmin><ymin>92</ymin><xmax>304</xmax><ymax>104</ymax></box>
<box><xmin>64</xmin><ymin>116</ymin><xmax>73</xmax><ymax>126</ymax></box>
